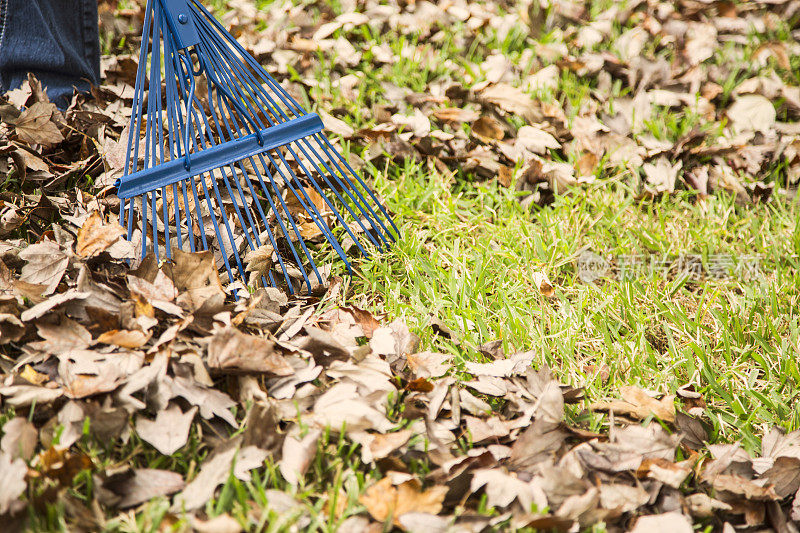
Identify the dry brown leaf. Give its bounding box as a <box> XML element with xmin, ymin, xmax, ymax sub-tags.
<box><xmin>516</xmin><ymin>125</ymin><xmax>560</xmax><ymax>154</ymax></box>
<box><xmin>0</xmin><ymin>452</ymin><xmax>27</xmax><ymax>515</ymax></box>
<box><xmin>31</xmin><ymin>446</ymin><xmax>92</xmax><ymax>487</ymax></box>
<box><xmin>360</xmin><ymin>477</ymin><xmax>447</xmax><ymax>526</ymax></box>
<box><xmin>642</xmin><ymin>158</ymin><xmax>682</xmax><ymax>195</ymax></box>
<box><xmin>480</xmin><ymin>84</ymin><xmax>540</xmax><ymax>123</ymax></box>
<box><xmin>432</xmin><ymin>107</ymin><xmax>480</xmax><ymax>123</ymax></box>
<box><xmin>406</xmin><ymin>351</ymin><xmax>451</xmax><ymax>378</ymax></box>
<box><xmin>14</xmin><ymin>102</ymin><xmax>64</xmax><ymax>146</ymax></box>
<box><xmin>192</xmin><ymin>514</ymin><xmax>243</xmax><ymax>533</ymax></box>
<box><xmin>472</xmin><ymin>116</ymin><xmax>505</xmax><ymax>140</ymax></box>
<box><xmin>18</xmin><ymin>239</ymin><xmax>68</xmax><ymax>295</ymax></box>
<box><xmin>629</xmin><ymin>511</ymin><xmax>693</xmax><ymax>533</ymax></box>
<box><xmin>244</xmin><ymin>244</ymin><xmax>275</xmax><ymax>278</ymax></box>
<box><xmin>172</xmin><ymin>444</ymin><xmax>266</xmax><ymax>511</ymax></box>
<box><xmin>727</xmin><ymin>95</ymin><xmax>776</xmax><ymax>134</ymax></box>
<box><xmin>207</xmin><ymin>327</ymin><xmax>293</xmax><ymax>375</ymax></box>
<box><xmin>96</xmin><ymin>329</ymin><xmax>151</xmax><ymax>349</ymax></box>
<box><xmin>532</xmin><ymin>270</ymin><xmax>554</xmax><ymax>297</ymax></box>
<box><xmin>589</xmin><ymin>386</ymin><xmax>675</xmax><ymax>423</ymax></box>
<box><xmin>498</xmin><ymin>165</ymin><xmax>513</xmax><ymax>187</ymax></box>
<box><xmin>164</xmin><ymin>249</ymin><xmax>225</xmax><ymax>310</ymax></box>
<box><xmin>279</xmin><ymin>427</ymin><xmax>321</xmax><ymax>486</ymax></box>
<box><xmin>709</xmin><ymin>473</ymin><xmax>780</xmax><ymax>501</ymax></box>
<box><xmin>638</xmin><ymin>458</ymin><xmax>691</xmax><ymax>489</ymax></box>
<box><xmin>76</xmin><ymin>211</ymin><xmax>126</xmax><ymax>258</ymax></box>
<box><xmin>99</xmin><ymin>468</ymin><xmax>185</xmax><ymax>509</ymax></box>
<box><xmin>135</xmin><ymin>405</ymin><xmax>197</xmax><ymax>455</ymax></box>
<box><xmin>1</xmin><ymin>418</ymin><xmax>38</xmax><ymax>461</ymax></box>
<box><xmin>34</xmin><ymin>317</ymin><xmax>92</xmax><ymax>352</ymax></box>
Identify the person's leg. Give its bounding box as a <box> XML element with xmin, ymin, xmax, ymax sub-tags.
<box><xmin>0</xmin><ymin>0</ymin><xmax>100</xmax><ymax>109</ymax></box>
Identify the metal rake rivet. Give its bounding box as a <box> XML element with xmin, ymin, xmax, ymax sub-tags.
<box><xmin>178</xmin><ymin>13</ymin><xmax>188</xmax><ymax>24</ymax></box>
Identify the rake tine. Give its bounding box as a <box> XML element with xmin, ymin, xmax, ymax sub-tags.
<box><xmin>254</xmin><ymin>155</ymin><xmax>321</xmax><ymax>291</ymax></box>
<box><xmin>317</xmin><ymin>133</ymin><xmax>401</xmax><ymax>238</ymax></box>
<box><xmin>198</xmin><ymin>173</ymin><xmax>239</xmax><ymax>284</ymax></box>
<box><xmin>287</xmin><ymin>139</ymin><xmax>387</xmax><ymax>250</ymax></box>
<box><xmin>276</xmin><ymin>144</ymin><xmax>374</xmax><ymax>255</ymax></box>
<box><xmin>310</xmin><ymin>135</ymin><xmax>396</xmax><ymax>243</ymax></box>
<box><xmin>163</xmin><ymin>33</ymin><xmax>196</xmax><ymax>246</ymax></box>
<box><xmin>193</xmin><ymin>3</ymin><xmax>305</xmax><ymax>118</ymax></box>
<box><xmin>180</xmin><ymin>31</ymin><xmax>314</xmax><ymax>288</ymax></box>
<box><xmin>196</xmin><ymin>31</ymin><xmax>391</xmax><ymax>251</ymax></box>
<box><xmin>177</xmin><ymin>77</ymin><xmax>262</xmax><ymax>284</ymax></box>
<box><xmin>188</xmin><ymin>175</ymin><xmax>210</xmax><ymax>250</ymax></box>
<box><xmin>196</xmin><ymin>44</ymin><xmax>335</xmax><ymax>286</ymax></box>
<box><xmin>261</xmin><ymin>149</ymin><xmax>349</xmax><ymax>265</ymax></box>
<box><xmin>201</xmin><ymin>54</ymin><xmax>344</xmax><ymax>272</ymax></box>
<box><xmin>117</xmin><ymin>0</ymin><xmax>398</xmax><ymax>291</ymax></box>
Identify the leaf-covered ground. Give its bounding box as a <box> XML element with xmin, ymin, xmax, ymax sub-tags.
<box><xmin>1</xmin><ymin>0</ymin><xmax>800</xmax><ymax>531</ymax></box>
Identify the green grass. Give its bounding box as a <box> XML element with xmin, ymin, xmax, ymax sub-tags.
<box><xmin>349</xmin><ymin>163</ymin><xmax>800</xmax><ymax>454</ymax></box>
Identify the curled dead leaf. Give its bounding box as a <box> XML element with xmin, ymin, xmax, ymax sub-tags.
<box><xmin>76</xmin><ymin>211</ymin><xmax>126</xmax><ymax>258</ymax></box>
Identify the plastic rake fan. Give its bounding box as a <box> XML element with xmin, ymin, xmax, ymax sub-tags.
<box><xmin>116</xmin><ymin>0</ymin><xmax>398</xmax><ymax>294</ymax></box>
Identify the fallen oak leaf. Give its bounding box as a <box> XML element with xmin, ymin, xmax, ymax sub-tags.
<box><xmin>628</xmin><ymin>511</ymin><xmax>692</xmax><ymax>533</ymax></box>
<box><xmin>20</xmin><ymin>290</ymin><xmax>89</xmax><ymax>322</ymax></box>
<box><xmin>30</xmin><ymin>446</ymin><xmax>92</xmax><ymax>487</ymax></box>
<box><xmin>470</xmin><ymin>468</ymin><xmax>548</xmax><ymax>510</ymax></box>
<box><xmin>18</xmin><ymin>239</ymin><xmax>69</xmax><ymax>295</ymax></box>
<box><xmin>244</xmin><ymin>244</ymin><xmax>275</xmax><ymax>280</ymax></box>
<box><xmin>32</xmin><ymin>317</ymin><xmax>92</xmax><ymax>353</ymax></box>
<box><xmin>0</xmin><ymin>383</ymin><xmax>63</xmax><ymax>407</ymax></box>
<box><xmin>162</xmin><ymin>249</ymin><xmax>225</xmax><ymax>310</ymax></box>
<box><xmin>516</xmin><ymin>125</ymin><xmax>560</xmax><ymax>154</ymax></box>
<box><xmin>480</xmin><ymin>84</ymin><xmax>541</xmax><ymax>123</ymax></box>
<box><xmin>709</xmin><ymin>473</ymin><xmax>780</xmax><ymax>501</ymax></box>
<box><xmin>191</xmin><ymin>514</ymin><xmax>243</xmax><ymax>533</ymax></box>
<box><xmin>432</xmin><ymin>107</ymin><xmax>480</xmax><ymax>123</ymax></box>
<box><xmin>406</xmin><ymin>351</ymin><xmax>451</xmax><ymax>378</ymax></box>
<box><xmin>0</xmin><ymin>313</ymin><xmax>25</xmax><ymax>344</ymax></box>
<box><xmin>279</xmin><ymin>426</ymin><xmax>321</xmax><ymax>486</ymax></box>
<box><xmin>637</xmin><ymin>458</ymin><xmax>692</xmax><ymax>489</ymax></box>
<box><xmin>472</xmin><ymin>115</ymin><xmax>505</xmax><ymax>140</ymax></box>
<box><xmin>532</xmin><ymin>270</ymin><xmax>554</xmax><ymax>297</ymax></box>
<box><xmin>171</xmin><ymin>444</ymin><xmax>267</xmax><ymax>511</ymax></box>
<box><xmin>0</xmin><ymin>418</ymin><xmax>37</xmax><ymax>461</ymax></box>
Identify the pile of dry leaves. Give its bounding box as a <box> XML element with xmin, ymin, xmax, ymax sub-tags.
<box><xmin>0</xmin><ymin>207</ymin><xmax>793</xmax><ymax>529</ymax></box>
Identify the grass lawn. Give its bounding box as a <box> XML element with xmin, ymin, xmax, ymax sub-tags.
<box><xmin>358</xmin><ymin>166</ymin><xmax>800</xmax><ymax>453</ymax></box>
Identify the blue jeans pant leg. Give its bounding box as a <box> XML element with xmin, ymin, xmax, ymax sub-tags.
<box><xmin>0</xmin><ymin>0</ymin><xmax>100</xmax><ymax>108</ymax></box>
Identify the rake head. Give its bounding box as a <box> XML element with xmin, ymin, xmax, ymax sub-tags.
<box><xmin>117</xmin><ymin>0</ymin><xmax>398</xmax><ymax>295</ymax></box>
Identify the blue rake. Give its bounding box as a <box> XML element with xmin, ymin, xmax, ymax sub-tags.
<box><xmin>116</xmin><ymin>0</ymin><xmax>398</xmax><ymax>294</ymax></box>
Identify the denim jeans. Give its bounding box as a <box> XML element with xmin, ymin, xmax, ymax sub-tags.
<box><xmin>0</xmin><ymin>0</ymin><xmax>100</xmax><ymax>108</ymax></box>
